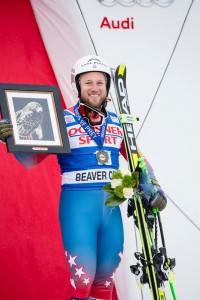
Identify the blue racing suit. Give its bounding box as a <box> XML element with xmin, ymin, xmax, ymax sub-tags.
<box><xmin>57</xmin><ymin>104</ymin><xmax>124</xmax><ymax>300</ymax></box>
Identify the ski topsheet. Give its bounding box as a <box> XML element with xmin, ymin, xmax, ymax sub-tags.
<box><xmin>111</xmin><ymin>64</ymin><xmax>176</xmax><ymax>300</ymax></box>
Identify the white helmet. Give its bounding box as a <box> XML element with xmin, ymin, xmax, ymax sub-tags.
<box><xmin>71</xmin><ymin>55</ymin><xmax>111</xmax><ymax>97</ymax></box>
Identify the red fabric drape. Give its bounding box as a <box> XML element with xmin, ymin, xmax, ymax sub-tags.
<box><xmin>0</xmin><ymin>1</ymin><xmax>118</xmax><ymax>299</ymax></box>
<box><xmin>0</xmin><ymin>1</ymin><xmax>68</xmax><ymax>299</ymax></box>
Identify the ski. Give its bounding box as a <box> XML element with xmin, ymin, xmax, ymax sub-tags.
<box><xmin>111</xmin><ymin>64</ymin><xmax>176</xmax><ymax>300</ymax></box>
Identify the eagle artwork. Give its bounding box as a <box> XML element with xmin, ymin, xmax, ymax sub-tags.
<box><xmin>15</xmin><ymin>102</ymin><xmax>43</xmax><ymax>140</ymax></box>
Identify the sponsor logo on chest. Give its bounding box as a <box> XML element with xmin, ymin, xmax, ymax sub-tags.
<box><xmin>67</xmin><ymin>124</ymin><xmax>123</xmax><ymax>148</ymax></box>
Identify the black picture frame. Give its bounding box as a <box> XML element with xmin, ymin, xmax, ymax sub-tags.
<box><xmin>0</xmin><ymin>83</ymin><xmax>71</xmax><ymax>154</ymax></box>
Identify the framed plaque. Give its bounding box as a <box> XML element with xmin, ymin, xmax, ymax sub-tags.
<box><xmin>0</xmin><ymin>83</ymin><xmax>71</xmax><ymax>154</ymax></box>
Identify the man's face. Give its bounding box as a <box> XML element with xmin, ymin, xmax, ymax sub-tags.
<box><xmin>79</xmin><ymin>72</ymin><xmax>107</xmax><ymax>109</ymax></box>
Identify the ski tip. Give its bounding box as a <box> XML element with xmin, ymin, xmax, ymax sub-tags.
<box><xmin>117</xmin><ymin>64</ymin><xmax>126</xmax><ymax>76</ymax></box>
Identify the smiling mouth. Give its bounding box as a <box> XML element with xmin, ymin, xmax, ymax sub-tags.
<box><xmin>89</xmin><ymin>95</ymin><xmax>100</xmax><ymax>100</ymax></box>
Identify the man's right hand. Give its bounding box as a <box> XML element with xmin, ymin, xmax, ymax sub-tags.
<box><xmin>0</xmin><ymin>119</ymin><xmax>13</xmax><ymax>143</ymax></box>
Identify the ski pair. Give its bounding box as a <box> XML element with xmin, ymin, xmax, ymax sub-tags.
<box><xmin>111</xmin><ymin>64</ymin><xmax>176</xmax><ymax>300</ymax></box>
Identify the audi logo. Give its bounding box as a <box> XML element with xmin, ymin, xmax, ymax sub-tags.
<box><xmin>98</xmin><ymin>0</ymin><xmax>174</xmax><ymax>7</ymax></box>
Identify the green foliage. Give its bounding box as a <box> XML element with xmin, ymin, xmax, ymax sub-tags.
<box><xmin>114</xmin><ymin>185</ymin><xmax>124</xmax><ymax>198</ymax></box>
<box><xmin>102</xmin><ymin>170</ymin><xmax>139</xmax><ymax>207</ymax></box>
<box><xmin>122</xmin><ymin>175</ymin><xmax>136</xmax><ymax>188</ymax></box>
<box><xmin>112</xmin><ymin>170</ymin><xmax>122</xmax><ymax>179</ymax></box>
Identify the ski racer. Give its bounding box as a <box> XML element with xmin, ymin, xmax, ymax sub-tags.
<box><xmin>0</xmin><ymin>55</ymin><xmax>167</xmax><ymax>300</ymax></box>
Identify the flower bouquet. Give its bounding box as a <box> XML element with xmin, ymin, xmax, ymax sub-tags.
<box><xmin>102</xmin><ymin>169</ymin><xmax>139</xmax><ymax>207</ymax></box>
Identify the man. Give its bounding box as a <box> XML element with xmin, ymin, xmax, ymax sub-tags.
<box><xmin>0</xmin><ymin>55</ymin><xmax>167</xmax><ymax>300</ymax></box>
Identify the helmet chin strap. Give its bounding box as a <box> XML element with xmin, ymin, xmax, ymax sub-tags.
<box><xmin>79</xmin><ymin>101</ymin><xmax>107</xmax><ymax>126</ymax></box>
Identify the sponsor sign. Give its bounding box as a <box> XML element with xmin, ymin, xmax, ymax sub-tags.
<box><xmin>98</xmin><ymin>0</ymin><xmax>174</xmax><ymax>7</ymax></box>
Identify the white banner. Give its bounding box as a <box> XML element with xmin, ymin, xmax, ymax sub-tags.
<box><xmin>30</xmin><ymin>1</ymin><xmax>200</xmax><ymax>299</ymax></box>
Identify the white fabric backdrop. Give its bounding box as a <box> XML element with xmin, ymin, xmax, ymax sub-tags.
<box><xmin>30</xmin><ymin>0</ymin><xmax>200</xmax><ymax>299</ymax></box>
